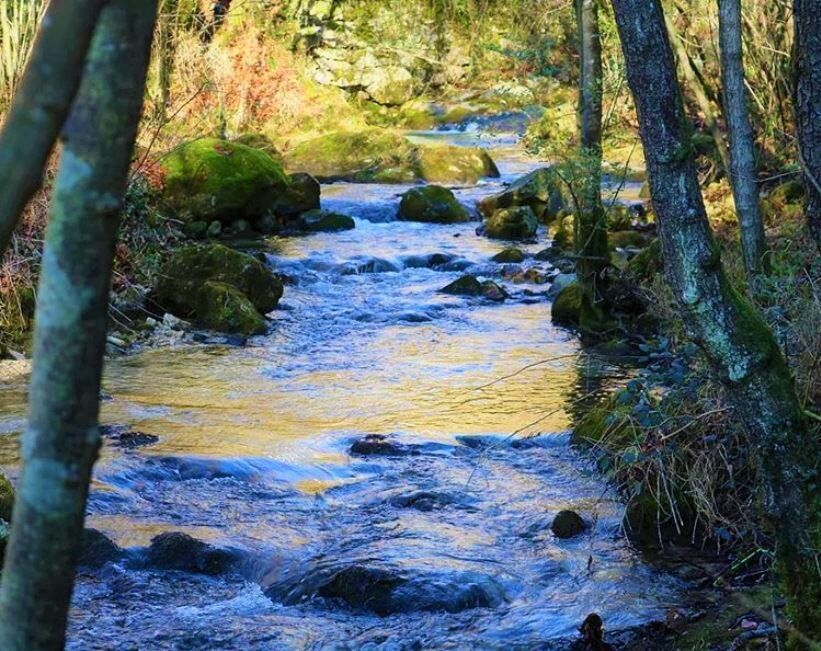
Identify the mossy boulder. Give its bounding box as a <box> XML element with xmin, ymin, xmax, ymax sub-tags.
<box><xmin>627</xmin><ymin>239</ymin><xmax>663</xmax><ymax>281</ymax></box>
<box><xmin>283</xmin><ymin>129</ymin><xmax>416</xmax><ymax>182</ymax></box>
<box><xmin>491</xmin><ymin>247</ymin><xmax>525</xmax><ymax>263</ymax></box>
<box><xmin>551</xmin><ymin>282</ymin><xmax>582</xmax><ymax>326</ymax></box>
<box><xmin>478</xmin><ymin>167</ymin><xmax>567</xmax><ymax>223</ymax></box>
<box><xmin>484</xmin><ymin>206</ymin><xmax>538</xmax><ymax>240</ymax></box>
<box><xmin>397</xmin><ymin>186</ymin><xmax>470</xmax><ymax>223</ymax></box>
<box><xmin>0</xmin><ymin>474</ymin><xmax>15</xmax><ymax>522</ymax></box>
<box><xmin>270</xmin><ymin>172</ymin><xmax>321</xmax><ymax>218</ymax></box>
<box><xmin>550</xmin><ymin>214</ymin><xmax>575</xmax><ymax>251</ymax></box>
<box><xmin>608</xmin><ymin>230</ymin><xmax>651</xmax><ymax>250</ymax></box>
<box><xmin>194</xmin><ymin>282</ymin><xmax>268</xmax><ymax>335</ymax></box>
<box><xmin>440</xmin><ymin>275</ymin><xmax>507</xmax><ymax>301</ymax></box>
<box><xmin>232</xmin><ymin>133</ymin><xmax>283</xmax><ymax>162</ymax></box>
<box><xmin>154</xmin><ymin>243</ymin><xmax>282</xmax><ymax>334</ymax></box>
<box><xmin>414</xmin><ymin>145</ymin><xmax>500</xmax><ymax>184</ymax></box>
<box><xmin>299</xmin><ymin>209</ymin><xmax>355</xmax><ymax>232</ymax></box>
<box><xmin>367</xmin><ymin>66</ymin><xmax>416</xmax><ymax>106</ymax></box>
<box><xmin>156</xmin><ymin>243</ymin><xmax>282</xmax><ymax>314</ymax></box>
<box><xmin>551</xmin><ymin>510</ymin><xmax>586</xmax><ymax>539</ymax></box>
<box><xmin>160</xmin><ymin>138</ymin><xmax>291</xmax><ymax>223</ymax></box>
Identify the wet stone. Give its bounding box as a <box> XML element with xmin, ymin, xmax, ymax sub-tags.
<box><xmin>78</xmin><ymin>528</ymin><xmax>122</xmax><ymax>569</ymax></box>
<box><xmin>100</xmin><ymin>425</ymin><xmax>160</xmax><ymax>450</ymax></box>
<box><xmin>388</xmin><ymin>490</ymin><xmax>467</xmax><ymax>512</ymax></box>
<box><xmin>551</xmin><ymin>510</ymin><xmax>586</xmax><ymax>539</ymax></box>
<box><xmin>142</xmin><ymin>532</ymin><xmax>239</xmax><ymax>576</ymax></box>
<box><xmin>349</xmin><ymin>434</ymin><xmax>417</xmax><ymax>457</ymax></box>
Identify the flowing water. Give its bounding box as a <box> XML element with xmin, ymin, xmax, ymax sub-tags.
<box><xmin>0</xmin><ymin>119</ymin><xmax>682</xmax><ymax>649</ymax></box>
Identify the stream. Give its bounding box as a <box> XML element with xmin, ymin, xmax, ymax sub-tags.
<box><xmin>0</xmin><ymin>118</ymin><xmax>683</xmax><ymax>649</ymax></box>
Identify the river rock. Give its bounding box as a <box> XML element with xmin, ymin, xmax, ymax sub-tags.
<box><xmin>159</xmin><ymin>138</ymin><xmax>291</xmax><ymax>223</ymax></box>
<box><xmin>366</xmin><ymin>66</ymin><xmax>415</xmax><ymax>105</ymax></box>
<box><xmin>144</xmin><ymin>532</ymin><xmax>239</xmax><ymax>576</ymax></box>
<box><xmin>397</xmin><ymin>186</ymin><xmax>470</xmax><ymax>223</ymax></box>
<box><xmin>415</xmin><ymin>145</ymin><xmax>500</xmax><ymax>184</ymax></box>
<box><xmin>194</xmin><ymin>281</ymin><xmax>268</xmax><ymax>335</ymax></box>
<box><xmin>551</xmin><ymin>510</ymin><xmax>586</xmax><ymax>539</ymax></box>
<box><xmin>388</xmin><ymin>491</ymin><xmax>462</xmax><ymax>512</ymax></box>
<box><xmin>271</xmin><ymin>172</ymin><xmax>321</xmax><ymax>218</ymax></box>
<box><xmin>272</xmin><ymin>563</ymin><xmax>506</xmax><ymax>615</ymax></box>
<box><xmin>551</xmin><ymin>282</ymin><xmax>582</xmax><ymax>326</ymax></box>
<box><xmin>440</xmin><ymin>275</ymin><xmax>508</xmax><ymax>301</ymax></box>
<box><xmin>547</xmin><ymin>272</ymin><xmax>577</xmax><ymax>299</ymax></box>
<box><xmin>79</xmin><ymin>528</ymin><xmax>122</xmax><ymax>569</ymax></box>
<box><xmin>350</xmin><ymin>434</ymin><xmax>417</xmax><ymax>456</ymax></box>
<box><xmin>492</xmin><ymin>247</ymin><xmax>525</xmax><ymax>263</ymax></box>
<box><xmin>484</xmin><ymin>206</ymin><xmax>538</xmax><ymax>240</ymax></box>
<box><xmin>478</xmin><ymin>167</ymin><xmax>566</xmax><ymax>223</ymax></box>
<box><xmin>299</xmin><ymin>209</ymin><xmax>355</xmax><ymax>232</ymax></box>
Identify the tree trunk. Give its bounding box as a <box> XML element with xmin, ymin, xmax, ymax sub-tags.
<box><xmin>793</xmin><ymin>0</ymin><xmax>821</xmax><ymax>250</ymax></box>
<box><xmin>664</xmin><ymin>6</ymin><xmax>731</xmax><ymax>174</ymax></box>
<box><xmin>0</xmin><ymin>0</ymin><xmax>108</xmax><ymax>259</ymax></box>
<box><xmin>0</xmin><ymin>1</ymin><xmax>158</xmax><ymax>649</ymax></box>
<box><xmin>574</xmin><ymin>0</ymin><xmax>609</xmax><ymax>332</ymax></box>
<box><xmin>718</xmin><ymin>0</ymin><xmax>769</xmax><ymax>277</ymax></box>
<box><xmin>610</xmin><ymin>0</ymin><xmax>820</xmax><ymax>641</ymax></box>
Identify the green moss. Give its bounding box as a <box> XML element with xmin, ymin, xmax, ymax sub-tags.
<box><xmin>484</xmin><ymin>206</ymin><xmax>538</xmax><ymax>240</ymax></box>
<box><xmin>283</xmin><ymin>129</ymin><xmax>416</xmax><ymax>181</ymax></box>
<box><xmin>0</xmin><ymin>474</ymin><xmax>15</xmax><ymax>522</ymax></box>
<box><xmin>397</xmin><ymin>186</ymin><xmax>470</xmax><ymax>223</ymax></box>
<box><xmin>155</xmin><ymin>243</ymin><xmax>283</xmax><ymax>316</ymax></box>
<box><xmin>571</xmin><ymin>395</ymin><xmax>635</xmax><ymax>447</ymax></box>
<box><xmin>414</xmin><ymin>145</ymin><xmax>499</xmax><ymax>184</ymax></box>
<box><xmin>299</xmin><ymin>209</ymin><xmax>355</xmax><ymax>232</ymax></box>
<box><xmin>624</xmin><ymin>488</ymin><xmax>696</xmax><ymax>548</ymax></box>
<box><xmin>627</xmin><ymin>239</ymin><xmax>663</xmax><ymax>280</ymax></box>
<box><xmin>478</xmin><ymin>167</ymin><xmax>566</xmax><ymax>223</ymax></box>
<box><xmin>232</xmin><ymin>133</ymin><xmax>283</xmax><ymax>162</ymax></box>
<box><xmin>761</xmin><ymin>179</ymin><xmax>806</xmax><ymax>226</ymax></box>
<box><xmin>194</xmin><ymin>281</ymin><xmax>267</xmax><ymax>335</ymax></box>
<box><xmin>551</xmin><ymin>282</ymin><xmax>583</xmax><ymax>326</ymax></box>
<box><xmin>160</xmin><ymin>138</ymin><xmax>290</xmax><ymax>223</ymax></box>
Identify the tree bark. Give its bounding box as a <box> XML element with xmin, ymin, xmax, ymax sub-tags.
<box><xmin>718</xmin><ymin>0</ymin><xmax>769</xmax><ymax>277</ymax></box>
<box><xmin>0</xmin><ymin>1</ymin><xmax>157</xmax><ymax>649</ymax></box>
<box><xmin>793</xmin><ymin>0</ymin><xmax>821</xmax><ymax>250</ymax></box>
<box><xmin>574</xmin><ymin>0</ymin><xmax>609</xmax><ymax>331</ymax></box>
<box><xmin>610</xmin><ymin>0</ymin><xmax>820</xmax><ymax>640</ymax></box>
<box><xmin>0</xmin><ymin>0</ymin><xmax>108</xmax><ymax>259</ymax></box>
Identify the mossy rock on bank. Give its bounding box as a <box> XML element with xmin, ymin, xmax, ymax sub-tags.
<box><xmin>154</xmin><ymin>243</ymin><xmax>282</xmax><ymax>335</ymax></box>
<box><xmin>624</xmin><ymin>488</ymin><xmax>697</xmax><ymax>548</ymax></box>
<box><xmin>194</xmin><ymin>281</ymin><xmax>268</xmax><ymax>335</ymax></box>
<box><xmin>282</xmin><ymin>130</ymin><xmax>499</xmax><ymax>185</ymax></box>
<box><xmin>414</xmin><ymin>145</ymin><xmax>499</xmax><ymax>185</ymax></box>
<box><xmin>478</xmin><ymin>167</ymin><xmax>566</xmax><ymax>223</ymax></box>
<box><xmin>608</xmin><ymin>230</ymin><xmax>652</xmax><ymax>251</ymax></box>
<box><xmin>270</xmin><ymin>172</ymin><xmax>321</xmax><ymax>218</ymax></box>
<box><xmin>160</xmin><ymin>138</ymin><xmax>291</xmax><ymax>223</ymax></box>
<box><xmin>484</xmin><ymin>206</ymin><xmax>538</xmax><ymax>240</ymax></box>
<box><xmin>299</xmin><ymin>209</ymin><xmax>355</xmax><ymax>232</ymax></box>
<box><xmin>761</xmin><ymin>178</ymin><xmax>806</xmax><ymax>224</ymax></box>
<box><xmin>283</xmin><ymin>129</ymin><xmax>416</xmax><ymax>182</ymax></box>
<box><xmin>551</xmin><ymin>282</ymin><xmax>582</xmax><ymax>326</ymax></box>
<box><xmin>397</xmin><ymin>186</ymin><xmax>470</xmax><ymax>223</ymax></box>
<box><xmin>627</xmin><ymin>239</ymin><xmax>663</xmax><ymax>281</ymax></box>
<box><xmin>570</xmin><ymin>396</ymin><xmax>636</xmax><ymax>447</ymax></box>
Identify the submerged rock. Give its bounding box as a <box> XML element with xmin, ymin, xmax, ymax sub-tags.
<box><xmin>551</xmin><ymin>510</ymin><xmax>586</xmax><ymax>539</ymax></box>
<box><xmin>478</xmin><ymin>167</ymin><xmax>567</xmax><ymax>223</ymax></box>
<box><xmin>159</xmin><ymin>138</ymin><xmax>290</xmax><ymax>223</ymax></box>
<box><xmin>144</xmin><ymin>532</ymin><xmax>238</xmax><ymax>576</ymax></box>
<box><xmin>350</xmin><ymin>434</ymin><xmax>417</xmax><ymax>456</ymax></box>
<box><xmin>484</xmin><ymin>206</ymin><xmax>538</xmax><ymax>240</ymax></box>
<box><xmin>388</xmin><ymin>490</ymin><xmax>468</xmax><ymax>512</ymax></box>
<box><xmin>397</xmin><ymin>186</ymin><xmax>470</xmax><ymax>223</ymax></box>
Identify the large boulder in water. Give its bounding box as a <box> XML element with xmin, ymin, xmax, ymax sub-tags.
<box><xmin>159</xmin><ymin>138</ymin><xmax>291</xmax><ymax>223</ymax></box>
<box><xmin>484</xmin><ymin>206</ymin><xmax>538</xmax><ymax>240</ymax></box>
<box><xmin>414</xmin><ymin>145</ymin><xmax>500</xmax><ymax>184</ymax></box>
<box><xmin>143</xmin><ymin>532</ymin><xmax>239</xmax><ymax>575</ymax></box>
<box><xmin>298</xmin><ymin>209</ymin><xmax>355</xmax><ymax>232</ymax></box>
<box><xmin>154</xmin><ymin>243</ymin><xmax>282</xmax><ymax>335</ymax></box>
<box><xmin>398</xmin><ymin>185</ymin><xmax>470</xmax><ymax>223</ymax></box>
<box><xmin>478</xmin><ymin>167</ymin><xmax>566</xmax><ymax>223</ymax></box>
<box><xmin>440</xmin><ymin>275</ymin><xmax>508</xmax><ymax>301</ymax></box>
<box><xmin>270</xmin><ymin>563</ymin><xmax>505</xmax><ymax>616</ymax></box>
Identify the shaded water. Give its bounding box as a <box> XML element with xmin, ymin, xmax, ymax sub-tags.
<box><xmin>0</xmin><ymin>119</ymin><xmax>681</xmax><ymax>649</ymax></box>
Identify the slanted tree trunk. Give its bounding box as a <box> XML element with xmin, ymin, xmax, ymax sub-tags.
<box><xmin>664</xmin><ymin>6</ymin><xmax>731</xmax><ymax>175</ymax></box>
<box><xmin>0</xmin><ymin>1</ymin><xmax>158</xmax><ymax>649</ymax></box>
<box><xmin>718</xmin><ymin>0</ymin><xmax>769</xmax><ymax>277</ymax></box>
<box><xmin>610</xmin><ymin>0</ymin><xmax>820</xmax><ymax>641</ymax></box>
<box><xmin>0</xmin><ymin>0</ymin><xmax>108</xmax><ymax>259</ymax></box>
<box><xmin>793</xmin><ymin>0</ymin><xmax>821</xmax><ymax>250</ymax></box>
<box><xmin>574</xmin><ymin>0</ymin><xmax>609</xmax><ymax>332</ymax></box>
